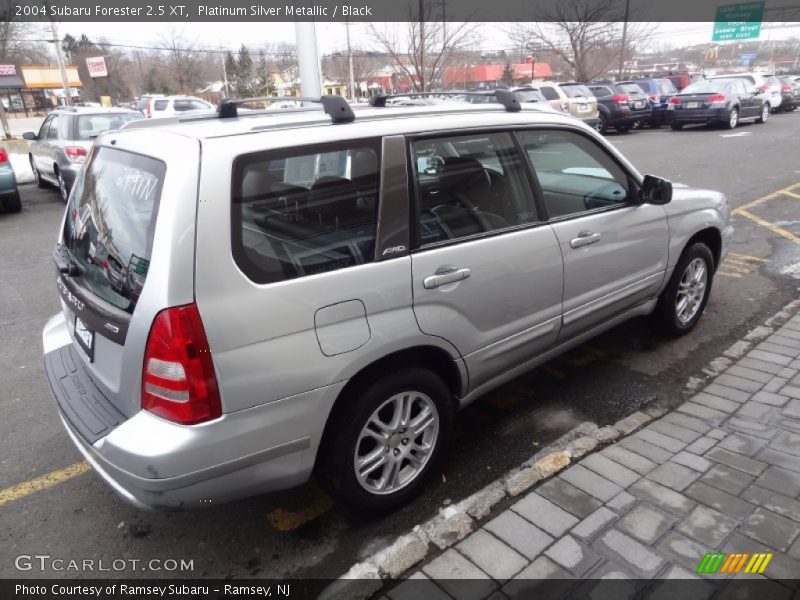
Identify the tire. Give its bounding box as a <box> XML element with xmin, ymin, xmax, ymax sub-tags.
<box><xmin>57</xmin><ymin>170</ymin><xmax>69</xmax><ymax>203</ymax></box>
<box><xmin>30</xmin><ymin>156</ymin><xmax>47</xmax><ymax>188</ymax></box>
<box><xmin>670</xmin><ymin>123</ymin><xmax>684</xmax><ymax>130</ymax></box>
<box><xmin>595</xmin><ymin>113</ymin><xmax>608</xmax><ymax>135</ymax></box>
<box><xmin>649</xmin><ymin>118</ymin><xmax>662</xmax><ymax>129</ymax></box>
<box><xmin>756</xmin><ymin>103</ymin><xmax>770</xmax><ymax>123</ymax></box>
<box><xmin>616</xmin><ymin>123</ymin><xmax>631</xmax><ymax>133</ymax></box>
<box><xmin>317</xmin><ymin>368</ymin><xmax>453</xmax><ymax>514</ymax></box>
<box><xmin>725</xmin><ymin>107</ymin><xmax>739</xmax><ymax>129</ymax></box>
<box><xmin>2</xmin><ymin>191</ymin><xmax>21</xmax><ymax>213</ymax></box>
<box><xmin>653</xmin><ymin>242</ymin><xmax>715</xmax><ymax>336</ymax></box>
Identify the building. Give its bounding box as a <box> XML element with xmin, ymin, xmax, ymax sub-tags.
<box><xmin>444</xmin><ymin>63</ymin><xmax>553</xmax><ymax>89</ymax></box>
<box><xmin>0</xmin><ymin>64</ymin><xmax>83</xmax><ymax>116</ymax></box>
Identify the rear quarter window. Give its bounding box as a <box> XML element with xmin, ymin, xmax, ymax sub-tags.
<box><xmin>153</xmin><ymin>100</ymin><xmax>169</xmax><ymax>111</ymax></box>
<box><xmin>231</xmin><ymin>140</ymin><xmax>381</xmax><ymax>284</ymax></box>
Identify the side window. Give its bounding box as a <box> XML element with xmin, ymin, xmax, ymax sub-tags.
<box><xmin>518</xmin><ymin>130</ymin><xmax>631</xmax><ymax>219</ymax></box>
<box><xmin>732</xmin><ymin>81</ymin><xmax>745</xmax><ymax>95</ymax></box>
<box><xmin>540</xmin><ymin>86</ymin><xmax>560</xmax><ymax>101</ymax></box>
<box><xmin>60</xmin><ymin>115</ymin><xmax>72</xmax><ymax>138</ymax></box>
<box><xmin>46</xmin><ymin>116</ymin><xmax>60</xmax><ymax>139</ymax></box>
<box><xmin>231</xmin><ymin>141</ymin><xmax>380</xmax><ymax>284</ymax></box>
<box><xmin>38</xmin><ymin>116</ymin><xmax>53</xmax><ymax>139</ymax></box>
<box><xmin>153</xmin><ymin>100</ymin><xmax>169</xmax><ymax>111</ymax></box>
<box><xmin>591</xmin><ymin>87</ymin><xmax>610</xmax><ymax>98</ymax></box>
<box><xmin>742</xmin><ymin>81</ymin><xmax>755</xmax><ymax>94</ymax></box>
<box><xmin>411</xmin><ymin>132</ymin><xmax>538</xmax><ymax>245</ymax></box>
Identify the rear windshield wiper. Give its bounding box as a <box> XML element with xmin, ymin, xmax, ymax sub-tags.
<box><xmin>53</xmin><ymin>243</ymin><xmax>81</xmax><ymax>276</ymax></box>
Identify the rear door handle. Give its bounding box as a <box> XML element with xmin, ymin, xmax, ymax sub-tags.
<box><xmin>423</xmin><ymin>267</ymin><xmax>471</xmax><ymax>289</ymax></box>
<box><xmin>570</xmin><ymin>231</ymin><xmax>601</xmax><ymax>249</ymax></box>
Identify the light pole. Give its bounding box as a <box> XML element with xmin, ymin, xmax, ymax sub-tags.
<box><xmin>49</xmin><ymin>21</ymin><xmax>72</xmax><ymax>106</ymax></box>
<box><xmin>294</xmin><ymin>21</ymin><xmax>322</xmax><ymax>98</ymax></box>
<box><xmin>617</xmin><ymin>0</ymin><xmax>630</xmax><ymax>78</ymax></box>
<box><xmin>345</xmin><ymin>19</ymin><xmax>356</xmax><ymax>100</ymax></box>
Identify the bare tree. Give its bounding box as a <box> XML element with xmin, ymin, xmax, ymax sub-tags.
<box><xmin>368</xmin><ymin>2</ymin><xmax>479</xmax><ymax>92</ymax></box>
<box><xmin>507</xmin><ymin>0</ymin><xmax>652</xmax><ymax>82</ymax></box>
<box><xmin>158</xmin><ymin>28</ymin><xmax>200</xmax><ymax>94</ymax></box>
<box><xmin>323</xmin><ymin>52</ymin><xmax>381</xmax><ymax>88</ymax></box>
<box><xmin>0</xmin><ymin>20</ymin><xmax>50</xmax><ymax>63</ymax></box>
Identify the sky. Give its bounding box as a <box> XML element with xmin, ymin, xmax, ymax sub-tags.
<box><xmin>54</xmin><ymin>21</ymin><xmax>800</xmax><ymax>58</ymax></box>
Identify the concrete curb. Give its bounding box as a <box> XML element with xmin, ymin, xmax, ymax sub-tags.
<box><xmin>322</xmin><ymin>296</ymin><xmax>800</xmax><ymax>600</ymax></box>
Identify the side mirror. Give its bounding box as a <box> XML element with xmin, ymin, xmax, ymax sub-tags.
<box><xmin>642</xmin><ymin>174</ymin><xmax>672</xmax><ymax>205</ymax></box>
<box><xmin>22</xmin><ymin>132</ymin><xmax>37</xmax><ymax>141</ymax></box>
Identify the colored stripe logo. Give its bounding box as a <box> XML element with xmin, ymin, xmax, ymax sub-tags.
<box><xmin>696</xmin><ymin>552</ymin><xmax>772</xmax><ymax>574</ymax></box>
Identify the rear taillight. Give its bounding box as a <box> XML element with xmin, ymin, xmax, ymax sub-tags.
<box><xmin>649</xmin><ymin>94</ymin><xmax>660</xmax><ymax>102</ymax></box>
<box><xmin>146</xmin><ymin>101</ymin><xmax>151</xmax><ymax>118</ymax></box>
<box><xmin>781</xmin><ymin>84</ymin><xmax>791</xmax><ymax>93</ymax></box>
<box><xmin>756</xmin><ymin>84</ymin><xmax>769</xmax><ymax>92</ymax></box>
<box><xmin>668</xmin><ymin>97</ymin><xmax>681</xmax><ymax>105</ymax></box>
<box><xmin>142</xmin><ymin>303</ymin><xmax>222</xmax><ymax>425</ymax></box>
<box><xmin>0</xmin><ymin>148</ymin><xmax>7</xmax><ymax>163</ymax></box>
<box><xmin>559</xmin><ymin>102</ymin><xmax>569</xmax><ymax>112</ymax></box>
<box><xmin>610</xmin><ymin>95</ymin><xmax>629</xmax><ymax>104</ymax></box>
<box><xmin>707</xmin><ymin>94</ymin><xmax>727</xmax><ymax>104</ymax></box>
<box><xmin>64</xmin><ymin>146</ymin><xmax>87</xmax><ymax>163</ymax></box>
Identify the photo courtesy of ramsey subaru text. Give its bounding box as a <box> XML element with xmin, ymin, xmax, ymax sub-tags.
<box><xmin>42</xmin><ymin>91</ymin><xmax>732</xmax><ymax>514</ymax></box>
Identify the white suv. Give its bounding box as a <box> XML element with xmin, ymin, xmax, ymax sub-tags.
<box><xmin>150</xmin><ymin>95</ymin><xmax>214</xmax><ymax>118</ymax></box>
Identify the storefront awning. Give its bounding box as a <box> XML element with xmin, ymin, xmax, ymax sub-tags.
<box><xmin>0</xmin><ymin>74</ymin><xmax>25</xmax><ymax>89</ymax></box>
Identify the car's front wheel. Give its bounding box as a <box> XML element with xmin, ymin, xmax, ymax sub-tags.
<box><xmin>756</xmin><ymin>103</ymin><xmax>770</xmax><ymax>123</ymax></box>
<box><xmin>30</xmin><ymin>156</ymin><xmax>47</xmax><ymax>188</ymax></box>
<box><xmin>653</xmin><ymin>242</ymin><xmax>715</xmax><ymax>336</ymax></box>
<box><xmin>318</xmin><ymin>368</ymin><xmax>452</xmax><ymax>514</ymax></box>
<box><xmin>595</xmin><ymin>113</ymin><xmax>608</xmax><ymax>135</ymax></box>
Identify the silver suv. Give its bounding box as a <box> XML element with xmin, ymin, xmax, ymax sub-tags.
<box><xmin>42</xmin><ymin>92</ymin><xmax>733</xmax><ymax>513</ymax></box>
<box><xmin>23</xmin><ymin>107</ymin><xmax>142</xmax><ymax>202</ymax></box>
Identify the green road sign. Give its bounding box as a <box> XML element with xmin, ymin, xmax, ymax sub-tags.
<box><xmin>712</xmin><ymin>2</ymin><xmax>764</xmax><ymax>41</ymax></box>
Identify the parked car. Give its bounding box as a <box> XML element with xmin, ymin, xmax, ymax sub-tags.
<box><xmin>665</xmin><ymin>72</ymin><xmax>705</xmax><ymax>92</ymax></box>
<box><xmin>0</xmin><ymin>146</ymin><xmax>21</xmax><ymax>213</ymax></box>
<box><xmin>612</xmin><ymin>82</ymin><xmax>653</xmax><ymax>128</ymax></box>
<box><xmin>536</xmin><ymin>82</ymin><xmax>599</xmax><ymax>128</ymax></box>
<box><xmin>667</xmin><ymin>77</ymin><xmax>770</xmax><ymax>130</ymax></box>
<box><xmin>707</xmin><ymin>73</ymin><xmax>781</xmax><ymax>112</ymax></box>
<box><xmin>587</xmin><ymin>82</ymin><xmax>648</xmax><ymax>133</ymax></box>
<box><xmin>149</xmin><ymin>95</ymin><xmax>214</xmax><ymax>118</ymax></box>
<box><xmin>634</xmin><ymin>78</ymin><xmax>679</xmax><ymax>127</ymax></box>
<box><xmin>778</xmin><ymin>76</ymin><xmax>799</xmax><ymax>111</ymax></box>
<box><xmin>23</xmin><ymin>107</ymin><xmax>143</xmax><ymax>202</ymax></box>
<box><xmin>508</xmin><ymin>86</ymin><xmax>549</xmax><ymax>105</ymax></box>
<box><xmin>42</xmin><ymin>95</ymin><xmax>732</xmax><ymax>513</ymax></box>
<box><xmin>134</xmin><ymin>94</ymin><xmax>164</xmax><ymax>116</ymax></box>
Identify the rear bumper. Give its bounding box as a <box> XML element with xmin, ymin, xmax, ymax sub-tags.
<box><xmin>669</xmin><ymin>107</ymin><xmax>730</xmax><ymax>124</ymax></box>
<box><xmin>42</xmin><ymin>312</ymin><xmax>342</xmax><ymax>509</ymax></box>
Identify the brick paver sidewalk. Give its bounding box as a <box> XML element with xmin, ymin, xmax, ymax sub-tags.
<box><xmin>391</xmin><ymin>314</ymin><xmax>800</xmax><ymax>598</ymax></box>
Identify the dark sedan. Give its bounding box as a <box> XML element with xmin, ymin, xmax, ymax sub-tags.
<box><xmin>668</xmin><ymin>78</ymin><xmax>770</xmax><ymax>130</ymax></box>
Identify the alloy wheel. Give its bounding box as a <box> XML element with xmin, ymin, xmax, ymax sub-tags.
<box><xmin>353</xmin><ymin>391</ymin><xmax>439</xmax><ymax>495</ymax></box>
<box><xmin>676</xmin><ymin>257</ymin><xmax>708</xmax><ymax>324</ymax></box>
<box><xmin>729</xmin><ymin>109</ymin><xmax>738</xmax><ymax>128</ymax></box>
<box><xmin>58</xmin><ymin>173</ymin><xmax>68</xmax><ymax>202</ymax></box>
<box><xmin>762</xmin><ymin>104</ymin><xmax>769</xmax><ymax>122</ymax></box>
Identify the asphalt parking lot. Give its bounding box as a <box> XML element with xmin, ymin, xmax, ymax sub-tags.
<box><xmin>2</xmin><ymin>111</ymin><xmax>800</xmax><ymax>580</ymax></box>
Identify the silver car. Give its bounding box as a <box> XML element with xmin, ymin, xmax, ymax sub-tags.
<box><xmin>23</xmin><ymin>107</ymin><xmax>142</xmax><ymax>202</ymax></box>
<box><xmin>42</xmin><ymin>95</ymin><xmax>733</xmax><ymax>513</ymax></box>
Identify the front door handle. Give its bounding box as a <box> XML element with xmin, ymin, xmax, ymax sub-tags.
<box><xmin>570</xmin><ymin>231</ymin><xmax>601</xmax><ymax>249</ymax></box>
<box><xmin>423</xmin><ymin>267</ymin><xmax>471</xmax><ymax>289</ymax></box>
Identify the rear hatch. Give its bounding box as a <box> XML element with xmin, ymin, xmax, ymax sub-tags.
<box><xmin>50</xmin><ymin>144</ymin><xmax>167</xmax><ymax>439</ymax></box>
<box><xmin>617</xmin><ymin>83</ymin><xmax>649</xmax><ymax>111</ymax></box>
<box><xmin>561</xmin><ymin>84</ymin><xmax>598</xmax><ymax>117</ymax></box>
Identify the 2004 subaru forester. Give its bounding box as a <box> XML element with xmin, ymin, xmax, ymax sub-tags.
<box><xmin>42</xmin><ymin>92</ymin><xmax>732</xmax><ymax>513</ymax></box>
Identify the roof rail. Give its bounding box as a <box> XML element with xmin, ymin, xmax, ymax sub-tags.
<box><xmin>217</xmin><ymin>95</ymin><xmax>355</xmax><ymax>123</ymax></box>
<box><xmin>370</xmin><ymin>90</ymin><xmax>521</xmax><ymax>112</ymax></box>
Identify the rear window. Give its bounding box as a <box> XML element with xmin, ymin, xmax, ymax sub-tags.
<box><xmin>561</xmin><ymin>85</ymin><xmax>591</xmax><ymax>98</ymax></box>
<box><xmin>681</xmin><ymin>80</ymin><xmax>732</xmax><ymax>94</ymax></box>
<box><xmin>515</xmin><ymin>90</ymin><xmax>546</xmax><ymax>103</ymax></box>
<box><xmin>656</xmin><ymin>79</ymin><xmax>677</xmax><ymax>94</ymax></box>
<box><xmin>232</xmin><ymin>141</ymin><xmax>380</xmax><ymax>284</ymax></box>
<box><xmin>153</xmin><ymin>100</ymin><xmax>169</xmax><ymax>111</ymax></box>
<box><xmin>76</xmin><ymin>113</ymin><xmax>142</xmax><ymax>140</ymax></box>
<box><xmin>173</xmin><ymin>99</ymin><xmax>211</xmax><ymax>112</ymax></box>
<box><xmin>62</xmin><ymin>148</ymin><xmax>165</xmax><ymax>312</ymax></box>
<box><xmin>618</xmin><ymin>83</ymin><xmax>645</xmax><ymax>95</ymax></box>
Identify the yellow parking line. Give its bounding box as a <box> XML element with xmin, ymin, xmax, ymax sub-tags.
<box><xmin>267</xmin><ymin>492</ymin><xmax>333</xmax><ymax>531</ymax></box>
<box><xmin>0</xmin><ymin>462</ymin><xmax>90</xmax><ymax>507</ymax></box>
<box><xmin>717</xmin><ymin>271</ymin><xmax>743</xmax><ymax>278</ymax></box>
<box><xmin>720</xmin><ymin>261</ymin><xmax>751</xmax><ymax>273</ymax></box>
<box><xmin>732</xmin><ymin>182</ymin><xmax>800</xmax><ymax>215</ymax></box>
<box><xmin>738</xmin><ymin>209</ymin><xmax>800</xmax><ymax>245</ymax></box>
<box><xmin>727</xmin><ymin>252</ymin><xmax>767</xmax><ymax>263</ymax></box>
<box><xmin>781</xmin><ymin>190</ymin><xmax>800</xmax><ymax>200</ymax></box>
